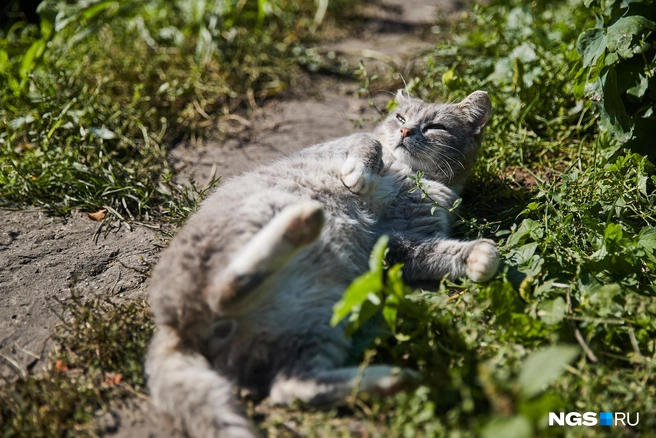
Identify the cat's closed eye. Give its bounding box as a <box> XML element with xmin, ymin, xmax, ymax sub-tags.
<box><xmin>396</xmin><ymin>114</ymin><xmax>406</xmax><ymax>124</ymax></box>
<box><xmin>423</xmin><ymin>123</ymin><xmax>448</xmax><ymax>132</ymax></box>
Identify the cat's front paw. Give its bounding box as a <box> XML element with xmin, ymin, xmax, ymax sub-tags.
<box><xmin>340</xmin><ymin>156</ymin><xmax>379</xmax><ymax>195</ymax></box>
<box><xmin>466</xmin><ymin>240</ymin><xmax>500</xmax><ymax>282</ymax></box>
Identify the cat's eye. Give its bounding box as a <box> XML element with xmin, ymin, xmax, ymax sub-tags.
<box><xmin>395</xmin><ymin>114</ymin><xmax>406</xmax><ymax>124</ymax></box>
<box><xmin>424</xmin><ymin>123</ymin><xmax>448</xmax><ymax>132</ymax></box>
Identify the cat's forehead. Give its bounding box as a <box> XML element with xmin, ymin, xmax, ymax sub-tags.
<box><xmin>398</xmin><ymin>102</ymin><xmax>460</xmax><ymax>121</ymax></box>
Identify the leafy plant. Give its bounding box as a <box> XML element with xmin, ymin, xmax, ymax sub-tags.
<box><xmin>576</xmin><ymin>0</ymin><xmax>655</xmax><ymax>158</ymax></box>
<box><xmin>331</xmin><ymin>235</ymin><xmax>411</xmax><ymax>338</ymax></box>
<box><xmin>330</xmin><ymin>0</ymin><xmax>656</xmax><ymax>435</ymax></box>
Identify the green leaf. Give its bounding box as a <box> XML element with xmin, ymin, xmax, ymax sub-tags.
<box><xmin>350</xmin><ymin>299</ymin><xmax>382</xmax><ymax>335</ymax></box>
<box><xmin>604</xmin><ymin>223</ymin><xmax>623</xmax><ymax>243</ymax></box>
<box><xmin>40</xmin><ymin>18</ymin><xmax>54</xmax><ymax>40</ymax></box>
<box><xmin>606</xmin><ymin>16</ymin><xmax>656</xmax><ymax>57</ymax></box>
<box><xmin>0</xmin><ymin>49</ymin><xmax>9</xmax><ymax>75</ymax></box>
<box><xmin>577</xmin><ymin>28</ymin><xmax>606</xmax><ymax>67</ymax></box>
<box><xmin>638</xmin><ymin>228</ymin><xmax>656</xmax><ymax>251</ymax></box>
<box><xmin>519</xmin><ymin>345</ymin><xmax>579</xmax><ymax>399</ymax></box>
<box><xmin>442</xmin><ymin>68</ymin><xmax>456</xmax><ymax>88</ymax></box>
<box><xmin>369</xmin><ymin>235</ymin><xmax>389</xmax><ymax>273</ymax></box>
<box><xmin>506</xmin><ymin>219</ymin><xmax>542</xmax><ymax>247</ymax></box>
<box><xmin>19</xmin><ymin>40</ymin><xmax>46</xmax><ymax>79</ymax></box>
<box><xmin>482</xmin><ymin>415</ymin><xmax>532</xmax><ymax>438</ymax></box>
<box><xmin>538</xmin><ymin>297</ymin><xmax>567</xmax><ymax>325</ymax></box>
<box><xmin>80</xmin><ymin>1</ymin><xmax>119</xmax><ymax>21</ymax></box>
<box><xmin>599</xmin><ymin>67</ymin><xmax>633</xmax><ymax>142</ymax></box>
<box><xmin>386</xmin><ymin>263</ymin><xmax>406</xmax><ymax>297</ymax></box>
<box><xmin>627</xmin><ymin>73</ymin><xmax>649</xmax><ymax>99</ymax></box>
<box><xmin>510</xmin><ymin>242</ymin><xmax>538</xmax><ymax>265</ymax></box>
<box><xmin>331</xmin><ymin>271</ymin><xmax>382</xmax><ymax>327</ymax></box>
<box><xmin>383</xmin><ymin>293</ymin><xmax>399</xmax><ymax>332</ymax></box>
<box><xmin>517</xmin><ymin>393</ymin><xmax>563</xmax><ymax>424</ymax></box>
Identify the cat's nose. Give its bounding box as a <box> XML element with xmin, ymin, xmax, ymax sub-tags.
<box><xmin>400</xmin><ymin>127</ymin><xmax>414</xmax><ymax>138</ymax></box>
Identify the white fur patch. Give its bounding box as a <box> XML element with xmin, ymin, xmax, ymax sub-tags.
<box><xmin>340</xmin><ymin>156</ymin><xmax>378</xmax><ymax>195</ymax></box>
<box><xmin>466</xmin><ymin>240</ymin><xmax>500</xmax><ymax>282</ymax></box>
<box><xmin>269</xmin><ymin>365</ymin><xmax>423</xmax><ymax>406</ymax></box>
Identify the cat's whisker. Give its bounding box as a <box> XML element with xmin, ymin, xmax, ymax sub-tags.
<box><xmin>441</xmin><ymin>158</ymin><xmax>454</xmax><ymax>181</ymax></box>
<box><xmin>430</xmin><ymin>153</ymin><xmax>449</xmax><ymax>178</ymax></box>
<box><xmin>430</xmin><ymin>143</ymin><xmax>466</xmax><ymax>171</ymax></box>
<box><xmin>436</xmin><ymin>142</ymin><xmax>467</xmax><ymax>159</ymax></box>
<box><xmin>435</xmin><ymin>152</ymin><xmax>455</xmax><ymax>181</ymax></box>
<box><xmin>366</xmin><ymin>106</ymin><xmax>384</xmax><ymax>118</ymax></box>
<box><xmin>400</xmin><ymin>75</ymin><xmax>409</xmax><ymax>95</ymax></box>
<box><xmin>443</xmin><ymin>154</ymin><xmax>466</xmax><ymax>171</ymax></box>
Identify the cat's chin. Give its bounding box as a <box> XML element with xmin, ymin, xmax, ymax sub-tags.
<box><xmin>379</xmin><ymin>137</ymin><xmax>431</xmax><ymax>174</ymax></box>
<box><xmin>391</xmin><ymin>147</ymin><xmax>426</xmax><ymax>172</ymax></box>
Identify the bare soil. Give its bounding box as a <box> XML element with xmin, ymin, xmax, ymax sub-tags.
<box><xmin>0</xmin><ymin>211</ymin><xmax>160</xmax><ymax>380</ymax></box>
<box><xmin>0</xmin><ymin>0</ymin><xmax>462</xmax><ymax>435</ymax></box>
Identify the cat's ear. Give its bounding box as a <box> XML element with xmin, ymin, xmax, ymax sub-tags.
<box><xmin>459</xmin><ymin>90</ymin><xmax>492</xmax><ymax>134</ymax></box>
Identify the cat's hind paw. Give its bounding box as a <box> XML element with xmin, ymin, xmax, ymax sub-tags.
<box><xmin>282</xmin><ymin>201</ymin><xmax>325</xmax><ymax>247</ymax></box>
<box><xmin>340</xmin><ymin>156</ymin><xmax>379</xmax><ymax>195</ymax></box>
<box><xmin>466</xmin><ymin>240</ymin><xmax>500</xmax><ymax>283</ymax></box>
<box><xmin>363</xmin><ymin>367</ymin><xmax>423</xmax><ymax>397</ymax></box>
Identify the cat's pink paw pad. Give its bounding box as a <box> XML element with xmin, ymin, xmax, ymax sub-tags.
<box><xmin>466</xmin><ymin>240</ymin><xmax>500</xmax><ymax>282</ymax></box>
<box><xmin>340</xmin><ymin>157</ymin><xmax>378</xmax><ymax>195</ymax></box>
<box><xmin>283</xmin><ymin>202</ymin><xmax>325</xmax><ymax>247</ymax></box>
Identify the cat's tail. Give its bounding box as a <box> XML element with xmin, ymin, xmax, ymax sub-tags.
<box><xmin>146</xmin><ymin>325</ymin><xmax>257</xmax><ymax>438</ymax></box>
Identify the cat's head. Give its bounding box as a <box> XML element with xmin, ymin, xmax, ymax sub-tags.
<box><xmin>375</xmin><ymin>90</ymin><xmax>492</xmax><ymax>186</ymax></box>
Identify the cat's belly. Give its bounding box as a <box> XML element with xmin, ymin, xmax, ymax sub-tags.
<box><xmin>236</xmin><ymin>206</ymin><xmax>378</xmax><ymax>336</ymax></box>
<box><xmin>215</xmin><ymin>199</ymin><xmax>381</xmax><ymax>384</ymax></box>
<box><xmin>219</xmin><ymin>268</ymin><xmax>355</xmax><ymax>390</ymax></box>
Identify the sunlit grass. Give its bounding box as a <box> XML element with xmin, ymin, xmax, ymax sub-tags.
<box><xmin>0</xmin><ymin>0</ymin><xmax>359</xmax><ymax>220</ymax></box>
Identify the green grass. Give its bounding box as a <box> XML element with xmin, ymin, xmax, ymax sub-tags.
<box><xmin>0</xmin><ymin>0</ymin><xmax>358</xmax><ymax>221</ymax></box>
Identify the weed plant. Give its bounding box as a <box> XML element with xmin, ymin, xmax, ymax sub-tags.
<box><xmin>0</xmin><ymin>296</ymin><xmax>154</xmax><ymax>437</ymax></box>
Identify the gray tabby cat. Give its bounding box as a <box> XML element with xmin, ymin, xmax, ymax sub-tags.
<box><xmin>146</xmin><ymin>90</ymin><xmax>499</xmax><ymax>438</ymax></box>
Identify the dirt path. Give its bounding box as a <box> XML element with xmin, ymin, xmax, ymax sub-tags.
<box><xmin>170</xmin><ymin>0</ymin><xmax>457</xmax><ymax>186</ymax></box>
<box><xmin>0</xmin><ymin>0</ymin><xmax>460</xmax><ymax>435</ymax></box>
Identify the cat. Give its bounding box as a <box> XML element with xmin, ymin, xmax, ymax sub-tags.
<box><xmin>145</xmin><ymin>90</ymin><xmax>499</xmax><ymax>438</ymax></box>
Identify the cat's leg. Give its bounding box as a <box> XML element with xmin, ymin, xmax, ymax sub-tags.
<box><xmin>269</xmin><ymin>365</ymin><xmax>422</xmax><ymax>406</ymax></box>
<box><xmin>340</xmin><ymin>133</ymin><xmax>384</xmax><ymax>195</ymax></box>
<box><xmin>206</xmin><ymin>201</ymin><xmax>325</xmax><ymax>315</ymax></box>
<box><xmin>389</xmin><ymin>235</ymin><xmax>500</xmax><ymax>283</ymax></box>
